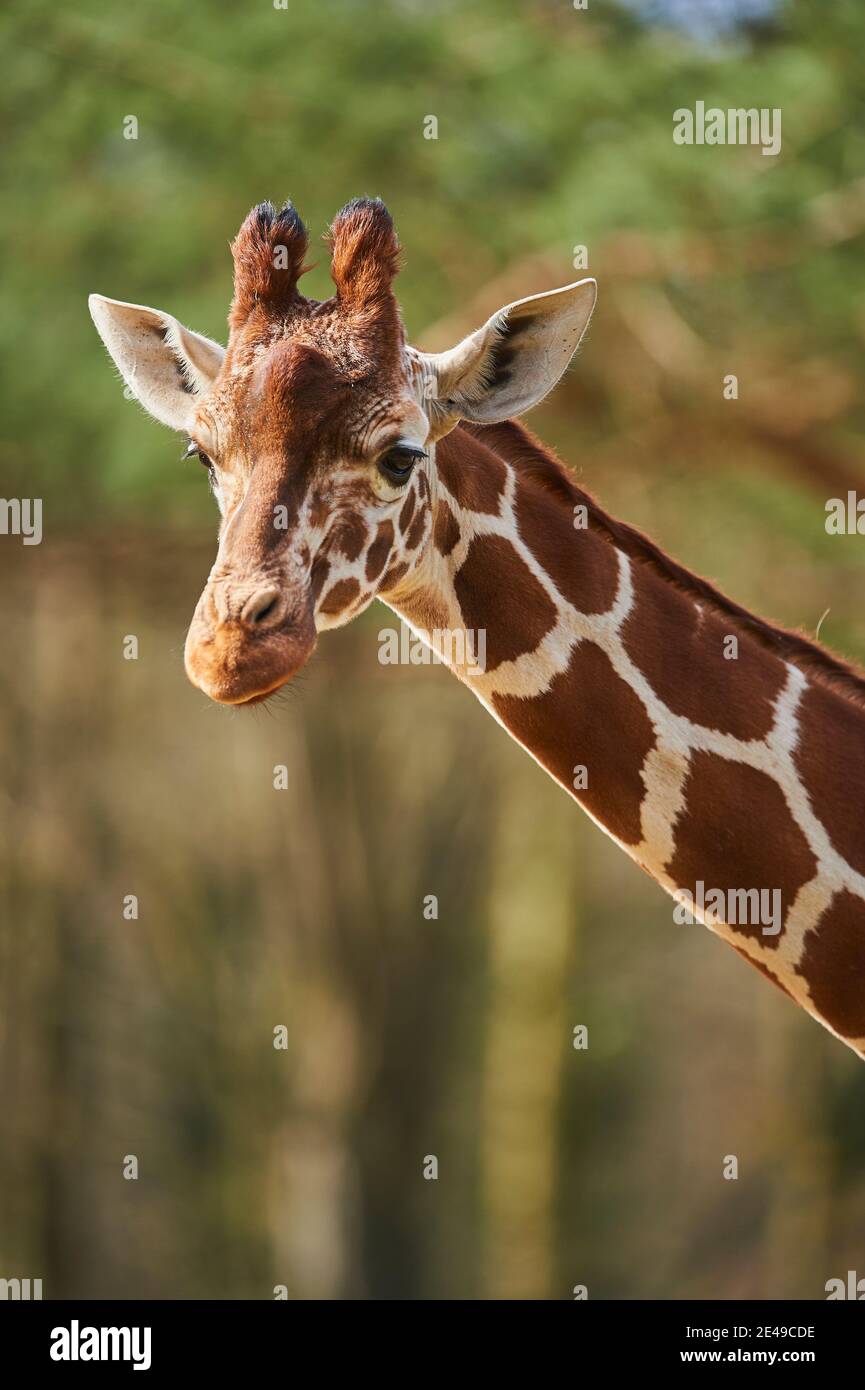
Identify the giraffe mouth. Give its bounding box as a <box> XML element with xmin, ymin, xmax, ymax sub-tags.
<box><xmin>222</xmin><ymin>675</ymin><xmax>292</xmax><ymax>707</ymax></box>
<box><xmin>185</xmin><ymin>651</ymin><xmax>310</xmax><ymax>706</ymax></box>
<box><xmin>185</xmin><ymin>638</ymin><xmax>314</xmax><ymax>705</ymax></box>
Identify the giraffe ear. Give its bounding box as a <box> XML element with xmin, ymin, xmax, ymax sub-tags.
<box><xmin>88</xmin><ymin>294</ymin><xmax>225</xmax><ymax>432</ymax></box>
<box><xmin>422</xmin><ymin>279</ymin><xmax>596</xmax><ymax>436</ymax></box>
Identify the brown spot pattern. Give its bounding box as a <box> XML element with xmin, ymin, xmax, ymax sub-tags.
<box><xmin>380</xmin><ymin>560</ymin><xmax>410</xmax><ymax>592</ymax></box>
<box><xmin>454</xmin><ymin>535</ymin><xmax>556</xmax><ymax>672</ymax></box>
<box><xmin>494</xmin><ymin>641</ymin><xmax>656</xmax><ymax>846</ymax></box>
<box><xmin>515</xmin><ymin>477</ymin><xmax>618</xmax><ymax>615</ymax></box>
<box><xmin>667</xmin><ymin>754</ymin><xmax>816</xmax><ymax>946</ymax></box>
<box><xmin>365</xmin><ymin>521</ymin><xmax>394</xmax><ymax>582</ymax></box>
<box><xmin>797</xmin><ymin>890</ymin><xmax>865</xmax><ymax>1037</ymax></box>
<box><xmin>310</xmin><ymin>557</ymin><xmax>330</xmax><ymax>601</ymax></box>
<box><xmin>332</xmin><ymin>515</ymin><xmax>367</xmax><ymax>563</ymax></box>
<box><xmin>433</xmin><ymin>499</ymin><xmax>461</xmax><ymax>558</ymax></box>
<box><xmin>795</xmin><ymin>680</ymin><xmax>865</xmax><ymax>878</ymax></box>
<box><xmin>437</xmin><ymin>430</ymin><xmax>506</xmax><ymax>515</ymax></box>
<box><xmin>398</xmin><ymin>490</ymin><xmax>416</xmax><ymax>534</ymax></box>
<box><xmin>309</xmin><ymin>491</ymin><xmax>329</xmax><ymax>527</ymax></box>
<box><xmin>405</xmin><ymin>506</ymin><xmax>428</xmax><ymax>552</ymax></box>
<box><xmin>320</xmin><ymin>577</ymin><xmax>361</xmax><ymax>616</ymax></box>
<box><xmin>622</xmin><ymin>566</ymin><xmax>785</xmax><ymax>740</ymax></box>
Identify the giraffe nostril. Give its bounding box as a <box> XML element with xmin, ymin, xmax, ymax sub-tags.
<box><xmin>242</xmin><ymin>587</ymin><xmax>282</xmax><ymax>628</ymax></box>
<box><xmin>253</xmin><ymin>597</ymin><xmax>278</xmax><ymax>624</ymax></box>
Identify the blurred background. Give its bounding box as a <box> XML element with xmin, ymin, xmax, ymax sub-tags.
<box><xmin>2</xmin><ymin>0</ymin><xmax>865</xmax><ymax>1299</ymax></box>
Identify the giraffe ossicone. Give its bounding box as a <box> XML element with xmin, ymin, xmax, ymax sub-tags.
<box><xmin>90</xmin><ymin>196</ymin><xmax>865</xmax><ymax>1060</ymax></box>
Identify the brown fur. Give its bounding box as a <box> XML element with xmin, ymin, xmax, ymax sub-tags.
<box><xmin>622</xmin><ymin>566</ymin><xmax>786</xmax><ymax>741</ymax></box>
<box><xmin>494</xmin><ymin>641</ymin><xmax>656</xmax><ymax>846</ymax></box>
<box><xmin>667</xmin><ymin>754</ymin><xmax>817</xmax><ymax>946</ymax></box>
<box><xmin>795</xmin><ymin>681</ymin><xmax>865</xmax><ymax>877</ymax></box>
<box><xmin>437</xmin><ymin>429</ymin><xmax>507</xmax><ymax>514</ymax></box>
<box><xmin>327</xmin><ymin>197</ymin><xmax>402</xmax><ymax>314</ymax></box>
<box><xmin>229</xmin><ymin>201</ymin><xmax>309</xmax><ymax>331</ymax></box>
<box><xmin>433</xmin><ymin>499</ymin><xmax>461</xmax><ymax>557</ymax></box>
<box><xmin>797</xmin><ymin>891</ymin><xmax>865</xmax><ymax>1036</ymax></box>
<box><xmin>454</xmin><ymin>534</ymin><xmax>557</xmax><ymax>671</ymax></box>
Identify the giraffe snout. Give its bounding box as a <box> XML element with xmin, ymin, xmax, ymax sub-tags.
<box><xmin>184</xmin><ymin>575</ymin><xmax>316</xmax><ymax>705</ymax></box>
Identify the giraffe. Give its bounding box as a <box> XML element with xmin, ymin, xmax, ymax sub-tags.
<box><xmin>90</xmin><ymin>197</ymin><xmax>865</xmax><ymax>1060</ymax></box>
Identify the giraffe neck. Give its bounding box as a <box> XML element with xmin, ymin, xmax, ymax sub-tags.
<box><xmin>385</xmin><ymin>419</ymin><xmax>865</xmax><ymax>1059</ymax></box>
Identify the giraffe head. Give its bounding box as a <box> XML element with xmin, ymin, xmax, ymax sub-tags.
<box><xmin>90</xmin><ymin>198</ymin><xmax>595</xmax><ymax>704</ymax></box>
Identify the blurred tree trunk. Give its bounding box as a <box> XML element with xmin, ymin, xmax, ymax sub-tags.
<box><xmin>480</xmin><ymin>757</ymin><xmax>579</xmax><ymax>1299</ymax></box>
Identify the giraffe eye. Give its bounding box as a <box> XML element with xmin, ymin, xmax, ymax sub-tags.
<box><xmin>182</xmin><ymin>439</ymin><xmax>214</xmax><ymax>472</ymax></box>
<box><xmin>378</xmin><ymin>444</ymin><xmax>426</xmax><ymax>487</ymax></box>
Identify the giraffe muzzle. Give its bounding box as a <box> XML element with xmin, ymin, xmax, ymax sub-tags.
<box><xmin>184</xmin><ymin>578</ymin><xmax>316</xmax><ymax>705</ymax></box>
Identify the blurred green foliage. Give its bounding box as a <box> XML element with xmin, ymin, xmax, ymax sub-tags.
<box><xmin>2</xmin><ymin>0</ymin><xmax>865</xmax><ymax>519</ymax></box>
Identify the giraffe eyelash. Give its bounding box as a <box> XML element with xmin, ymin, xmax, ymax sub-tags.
<box><xmin>182</xmin><ymin>439</ymin><xmax>215</xmax><ymax>473</ymax></box>
<box><xmin>378</xmin><ymin>443</ymin><xmax>427</xmax><ymax>486</ymax></box>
